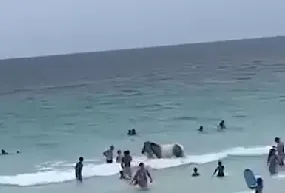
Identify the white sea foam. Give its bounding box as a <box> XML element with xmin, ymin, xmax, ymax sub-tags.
<box><xmin>232</xmin><ymin>191</ymin><xmax>254</xmax><ymax>193</ymax></box>
<box><xmin>0</xmin><ymin>145</ymin><xmax>271</xmax><ymax>187</ymax></box>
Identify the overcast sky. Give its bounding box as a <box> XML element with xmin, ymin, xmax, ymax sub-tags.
<box><xmin>0</xmin><ymin>0</ymin><xmax>284</xmax><ymax>59</ymax></box>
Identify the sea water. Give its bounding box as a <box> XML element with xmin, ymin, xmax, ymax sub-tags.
<box><xmin>1</xmin><ymin>37</ymin><xmax>285</xmax><ymax>193</ymax></box>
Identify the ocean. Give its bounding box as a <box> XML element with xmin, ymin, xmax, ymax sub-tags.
<box><xmin>1</xmin><ymin>36</ymin><xmax>285</xmax><ymax>193</ymax></box>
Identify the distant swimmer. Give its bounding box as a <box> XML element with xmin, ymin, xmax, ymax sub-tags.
<box><xmin>192</xmin><ymin>167</ymin><xmax>200</xmax><ymax>177</ymax></box>
<box><xmin>128</xmin><ymin>129</ymin><xmax>137</xmax><ymax>136</ymax></box>
<box><xmin>116</xmin><ymin>150</ymin><xmax>123</xmax><ymax>163</ymax></box>
<box><xmin>267</xmin><ymin>148</ymin><xmax>278</xmax><ymax>175</ymax></box>
<box><xmin>132</xmin><ymin>129</ymin><xmax>137</xmax><ymax>135</ymax></box>
<box><xmin>213</xmin><ymin>161</ymin><xmax>225</xmax><ymax>177</ymax></box>
<box><xmin>75</xmin><ymin>157</ymin><xmax>84</xmax><ymax>182</ymax></box>
<box><xmin>275</xmin><ymin>137</ymin><xmax>284</xmax><ymax>166</ymax></box>
<box><xmin>103</xmin><ymin>145</ymin><xmax>114</xmax><ymax>163</ymax></box>
<box><xmin>218</xmin><ymin>120</ymin><xmax>226</xmax><ymax>130</ymax></box>
<box><xmin>132</xmin><ymin>162</ymin><xmax>153</xmax><ymax>188</ymax></box>
<box><xmin>198</xmin><ymin>126</ymin><xmax>204</xmax><ymax>132</ymax></box>
<box><xmin>1</xmin><ymin>149</ymin><xmax>8</xmax><ymax>155</ymax></box>
<box><xmin>121</xmin><ymin>150</ymin><xmax>133</xmax><ymax>179</ymax></box>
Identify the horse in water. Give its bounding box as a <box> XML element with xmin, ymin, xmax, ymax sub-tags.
<box><xmin>141</xmin><ymin>141</ymin><xmax>185</xmax><ymax>159</ymax></box>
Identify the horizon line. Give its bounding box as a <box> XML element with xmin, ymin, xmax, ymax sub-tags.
<box><xmin>1</xmin><ymin>35</ymin><xmax>284</xmax><ymax>61</ymax></box>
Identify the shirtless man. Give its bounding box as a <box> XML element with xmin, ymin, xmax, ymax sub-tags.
<box><xmin>132</xmin><ymin>163</ymin><xmax>153</xmax><ymax>188</ymax></box>
<box><xmin>103</xmin><ymin>145</ymin><xmax>114</xmax><ymax>163</ymax></box>
<box><xmin>275</xmin><ymin>137</ymin><xmax>284</xmax><ymax>166</ymax></box>
<box><xmin>213</xmin><ymin>161</ymin><xmax>225</xmax><ymax>177</ymax></box>
<box><xmin>121</xmin><ymin>150</ymin><xmax>132</xmax><ymax>179</ymax></box>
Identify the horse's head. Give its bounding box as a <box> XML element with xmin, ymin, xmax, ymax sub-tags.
<box><xmin>141</xmin><ymin>141</ymin><xmax>152</xmax><ymax>154</ymax></box>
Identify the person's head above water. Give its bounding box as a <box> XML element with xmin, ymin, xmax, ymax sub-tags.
<box><xmin>117</xmin><ymin>150</ymin><xmax>122</xmax><ymax>154</ymax></box>
<box><xmin>193</xmin><ymin>167</ymin><xmax>198</xmax><ymax>172</ymax></box>
<box><xmin>139</xmin><ymin>162</ymin><xmax>145</xmax><ymax>168</ymax></box>
<box><xmin>110</xmin><ymin>145</ymin><xmax>114</xmax><ymax>150</ymax></box>
<box><xmin>1</xmin><ymin>149</ymin><xmax>7</xmax><ymax>154</ymax></box>
<box><xmin>198</xmin><ymin>126</ymin><xmax>203</xmax><ymax>131</ymax></box>
<box><xmin>275</xmin><ymin>137</ymin><xmax>280</xmax><ymax>143</ymax></box>
<box><xmin>218</xmin><ymin>161</ymin><xmax>222</xmax><ymax>166</ymax></box>
<box><xmin>79</xmin><ymin>157</ymin><xmax>84</xmax><ymax>162</ymax></box>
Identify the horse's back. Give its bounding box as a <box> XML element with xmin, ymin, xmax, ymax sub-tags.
<box><xmin>160</xmin><ymin>144</ymin><xmax>176</xmax><ymax>158</ymax></box>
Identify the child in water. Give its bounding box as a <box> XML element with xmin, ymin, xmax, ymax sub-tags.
<box><xmin>192</xmin><ymin>167</ymin><xmax>200</xmax><ymax>177</ymax></box>
<box><xmin>254</xmin><ymin>177</ymin><xmax>263</xmax><ymax>193</ymax></box>
<box><xmin>116</xmin><ymin>150</ymin><xmax>122</xmax><ymax>163</ymax></box>
<box><xmin>213</xmin><ymin>161</ymin><xmax>225</xmax><ymax>177</ymax></box>
<box><xmin>75</xmin><ymin>157</ymin><xmax>84</xmax><ymax>182</ymax></box>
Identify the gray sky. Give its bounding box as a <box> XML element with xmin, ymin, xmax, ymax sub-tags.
<box><xmin>0</xmin><ymin>0</ymin><xmax>284</xmax><ymax>59</ymax></box>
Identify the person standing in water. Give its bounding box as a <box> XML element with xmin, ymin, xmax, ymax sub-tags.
<box><xmin>103</xmin><ymin>145</ymin><xmax>114</xmax><ymax>163</ymax></box>
<box><xmin>75</xmin><ymin>157</ymin><xmax>84</xmax><ymax>182</ymax></box>
<box><xmin>219</xmin><ymin>120</ymin><xmax>226</xmax><ymax>130</ymax></box>
<box><xmin>192</xmin><ymin>167</ymin><xmax>200</xmax><ymax>177</ymax></box>
<box><xmin>267</xmin><ymin>148</ymin><xmax>278</xmax><ymax>175</ymax></box>
<box><xmin>267</xmin><ymin>146</ymin><xmax>275</xmax><ymax>164</ymax></box>
<box><xmin>275</xmin><ymin>137</ymin><xmax>284</xmax><ymax>166</ymax></box>
<box><xmin>121</xmin><ymin>150</ymin><xmax>133</xmax><ymax>179</ymax></box>
<box><xmin>132</xmin><ymin>162</ymin><xmax>153</xmax><ymax>188</ymax></box>
<box><xmin>213</xmin><ymin>161</ymin><xmax>225</xmax><ymax>177</ymax></box>
<box><xmin>198</xmin><ymin>126</ymin><xmax>204</xmax><ymax>132</ymax></box>
<box><xmin>254</xmin><ymin>177</ymin><xmax>263</xmax><ymax>193</ymax></box>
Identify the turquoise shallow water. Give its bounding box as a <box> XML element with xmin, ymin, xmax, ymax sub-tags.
<box><xmin>1</xmin><ymin>37</ymin><xmax>285</xmax><ymax>192</ymax></box>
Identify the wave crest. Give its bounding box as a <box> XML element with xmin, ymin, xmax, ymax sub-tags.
<box><xmin>0</xmin><ymin>145</ymin><xmax>270</xmax><ymax>187</ymax></box>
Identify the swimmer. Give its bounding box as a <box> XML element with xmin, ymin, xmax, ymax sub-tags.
<box><xmin>192</xmin><ymin>167</ymin><xmax>200</xmax><ymax>177</ymax></box>
<box><xmin>198</xmin><ymin>126</ymin><xmax>204</xmax><ymax>132</ymax></box>
<box><xmin>132</xmin><ymin>162</ymin><xmax>153</xmax><ymax>188</ymax></box>
<box><xmin>116</xmin><ymin>150</ymin><xmax>123</xmax><ymax>163</ymax></box>
<box><xmin>213</xmin><ymin>161</ymin><xmax>225</xmax><ymax>177</ymax></box>
<box><xmin>267</xmin><ymin>148</ymin><xmax>278</xmax><ymax>175</ymax></box>
<box><xmin>218</xmin><ymin>120</ymin><xmax>226</xmax><ymax>130</ymax></box>
<box><xmin>128</xmin><ymin>129</ymin><xmax>137</xmax><ymax>136</ymax></box>
<box><xmin>75</xmin><ymin>157</ymin><xmax>84</xmax><ymax>182</ymax></box>
<box><xmin>1</xmin><ymin>149</ymin><xmax>8</xmax><ymax>155</ymax></box>
<box><xmin>121</xmin><ymin>150</ymin><xmax>132</xmax><ymax>179</ymax></box>
<box><xmin>131</xmin><ymin>129</ymin><xmax>137</xmax><ymax>135</ymax></box>
<box><xmin>103</xmin><ymin>145</ymin><xmax>114</xmax><ymax>163</ymax></box>
<box><xmin>275</xmin><ymin>137</ymin><xmax>284</xmax><ymax>166</ymax></box>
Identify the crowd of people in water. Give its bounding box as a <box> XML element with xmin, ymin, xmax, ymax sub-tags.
<box><xmin>3</xmin><ymin>120</ymin><xmax>283</xmax><ymax>192</ymax></box>
<box><xmin>73</xmin><ymin>121</ymin><xmax>285</xmax><ymax>193</ymax></box>
<box><xmin>75</xmin><ymin>145</ymin><xmax>153</xmax><ymax>188</ymax></box>
<box><xmin>72</xmin><ymin>122</ymin><xmax>230</xmax><ymax>189</ymax></box>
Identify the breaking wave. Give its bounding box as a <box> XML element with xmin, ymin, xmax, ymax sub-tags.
<box><xmin>0</xmin><ymin>145</ymin><xmax>270</xmax><ymax>187</ymax></box>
